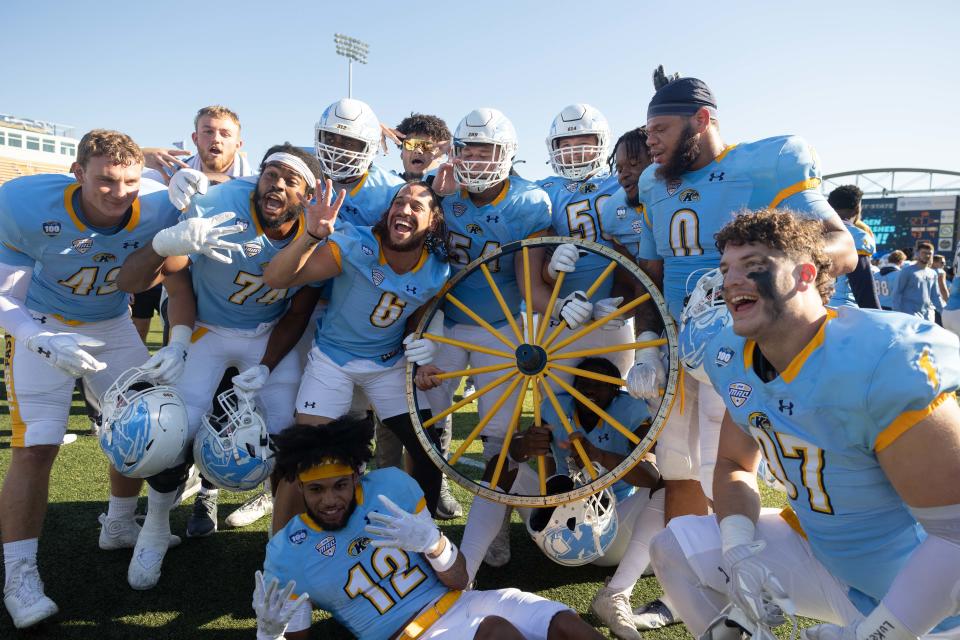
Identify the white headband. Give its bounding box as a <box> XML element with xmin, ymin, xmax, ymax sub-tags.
<box><xmin>264</xmin><ymin>152</ymin><xmax>317</xmax><ymax>187</ymax></box>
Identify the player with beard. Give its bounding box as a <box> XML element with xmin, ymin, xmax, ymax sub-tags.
<box><xmin>263</xmin><ymin>181</ymin><xmax>450</xmax><ymax>532</ymax></box>
<box><xmin>116</xmin><ymin>145</ymin><xmax>322</xmax><ymax>589</ymax></box>
<box><xmin>648</xmin><ymin>209</ymin><xmax>960</xmax><ymax>640</ymax></box>
<box><xmin>255</xmin><ymin>417</ymin><xmax>605</xmax><ymax>640</ymax></box>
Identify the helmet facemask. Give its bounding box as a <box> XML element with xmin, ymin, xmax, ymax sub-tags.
<box><xmin>315</xmin><ymin>130</ymin><xmax>377</xmax><ymax>182</ymax></box>
<box><xmin>548</xmin><ymin>133</ymin><xmax>608</xmax><ymax>181</ymax></box>
<box><xmin>453</xmin><ymin>141</ymin><xmax>514</xmax><ymax>193</ymax></box>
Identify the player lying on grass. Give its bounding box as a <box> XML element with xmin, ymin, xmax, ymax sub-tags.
<box><xmin>254</xmin><ymin>417</ymin><xmax>605</xmax><ymax>640</ymax></box>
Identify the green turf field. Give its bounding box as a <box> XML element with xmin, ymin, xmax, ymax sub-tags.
<box><xmin>0</xmin><ymin>320</ymin><xmax>791</xmax><ymax>639</ymax></box>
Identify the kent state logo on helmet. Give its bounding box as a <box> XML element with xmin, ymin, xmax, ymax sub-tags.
<box><xmin>99</xmin><ymin>367</ymin><xmax>189</xmax><ymax>478</ymax></box>
<box><xmin>679</xmin><ymin>268</ymin><xmax>730</xmax><ymax>384</ymax></box>
<box><xmin>193</xmin><ymin>388</ymin><xmax>274</xmax><ymax>491</ymax></box>
<box><xmin>526</xmin><ymin>468</ymin><xmax>618</xmax><ymax>566</ymax></box>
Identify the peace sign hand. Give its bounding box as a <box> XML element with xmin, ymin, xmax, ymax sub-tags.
<box><xmin>299</xmin><ymin>178</ymin><xmax>346</xmax><ymax>241</ymax></box>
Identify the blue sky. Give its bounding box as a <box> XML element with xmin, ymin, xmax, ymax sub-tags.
<box><xmin>3</xmin><ymin>0</ymin><xmax>958</xmax><ymax>179</ymax></box>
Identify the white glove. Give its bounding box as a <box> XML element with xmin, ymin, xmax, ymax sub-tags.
<box><xmin>547</xmin><ymin>243</ymin><xmax>581</xmax><ymax>279</ymax></box>
<box><xmin>233</xmin><ymin>364</ymin><xmax>270</xmax><ymax>400</ymax></box>
<box><xmin>25</xmin><ymin>332</ymin><xmax>106</xmax><ymax>378</ymax></box>
<box><xmin>551</xmin><ymin>291</ymin><xmax>593</xmax><ymax>330</ymax></box>
<box><xmin>152</xmin><ymin>211</ymin><xmax>244</xmax><ymax>264</ymax></box>
<box><xmin>722</xmin><ymin>541</ymin><xmax>790</xmax><ymax>628</ymax></box>
<box><xmin>626</xmin><ymin>330</ymin><xmax>666</xmax><ymax>400</ymax></box>
<box><xmin>404</xmin><ymin>310</ymin><xmax>443</xmax><ymax>366</ymax></box>
<box><xmin>140</xmin><ymin>325</ymin><xmax>190</xmax><ymax>385</ymax></box>
<box><xmin>593</xmin><ymin>296</ymin><xmax>625</xmax><ymax>330</ymax></box>
<box><xmin>803</xmin><ymin>604</ymin><xmax>914</xmax><ymax>640</ymax></box>
<box><xmin>168</xmin><ymin>168</ymin><xmax>209</xmax><ymax>211</ymax></box>
<box><xmin>364</xmin><ymin>494</ymin><xmax>441</xmax><ymax>554</ymax></box>
<box><xmin>252</xmin><ymin>570</ymin><xmax>310</xmax><ymax>640</ymax></box>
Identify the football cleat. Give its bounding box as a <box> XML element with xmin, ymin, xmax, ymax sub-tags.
<box><xmin>591</xmin><ymin>584</ymin><xmax>641</xmax><ymax>640</ymax></box>
<box><xmin>127</xmin><ymin>531</ymin><xmax>171</xmax><ymax>590</ymax></box>
<box><xmin>186</xmin><ymin>492</ymin><xmax>219</xmax><ymax>538</ymax></box>
<box><xmin>546</xmin><ymin>104</ymin><xmax>611</xmax><ymax>181</ymax></box>
<box><xmin>97</xmin><ymin>513</ymin><xmax>181</xmax><ymax>551</ymax></box>
<box><xmin>633</xmin><ymin>598</ymin><xmax>678</xmax><ymax>630</ymax></box>
<box><xmin>483</xmin><ymin>511</ymin><xmax>512</xmax><ymax>568</ymax></box>
<box><xmin>3</xmin><ymin>559</ymin><xmax>58</xmax><ymax>628</ymax></box>
<box><xmin>225</xmin><ymin>491</ymin><xmax>273</xmax><ymax>528</ymax></box>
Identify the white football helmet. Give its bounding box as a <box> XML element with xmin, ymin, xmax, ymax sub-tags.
<box><xmin>99</xmin><ymin>367</ymin><xmax>188</xmax><ymax>478</ymax></box>
<box><xmin>526</xmin><ymin>469</ymin><xmax>618</xmax><ymax>566</ymax></box>
<box><xmin>546</xmin><ymin>104</ymin><xmax>611</xmax><ymax>181</ymax></box>
<box><xmin>314</xmin><ymin>98</ymin><xmax>381</xmax><ymax>181</ymax></box>
<box><xmin>679</xmin><ymin>268</ymin><xmax>730</xmax><ymax>384</ymax></box>
<box><xmin>193</xmin><ymin>389</ymin><xmax>274</xmax><ymax>491</ymax></box>
<box><xmin>452</xmin><ymin>108</ymin><xmax>518</xmax><ymax>193</ymax></box>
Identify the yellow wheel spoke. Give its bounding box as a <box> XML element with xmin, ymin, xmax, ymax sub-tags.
<box><xmin>540</xmin><ymin>259</ymin><xmax>620</xmax><ymax>350</ymax></box>
<box><xmin>536</xmin><ymin>271</ymin><xmax>565</xmax><ymax>344</ymax></box>
<box><xmin>480</xmin><ymin>263</ymin><xmax>524</xmax><ymax>343</ymax></box>
<box><xmin>545</xmin><ymin>370</ymin><xmax>641</xmax><ymax>445</ymax></box>
<box><xmin>432</xmin><ymin>361</ymin><xmax>514</xmax><ymax>381</ymax></box>
<box><xmin>488</xmin><ymin>377</ymin><xmax>531</xmax><ymax>493</ymax></box>
<box><xmin>531</xmin><ymin>376</ymin><xmax>547</xmax><ymax>495</ymax></box>
<box><xmin>522</xmin><ymin>247</ymin><xmax>535</xmax><ymax>343</ymax></box>
<box><xmin>548</xmin><ymin>363</ymin><xmax>626</xmax><ymax>387</ymax></box>
<box><xmin>546</xmin><ymin>293</ymin><xmax>651</xmax><ymax>355</ymax></box>
<box><xmin>449</xmin><ymin>375</ymin><xmax>524</xmax><ymax>465</ymax></box>
<box><xmin>548</xmin><ymin>338</ymin><xmax>667</xmax><ymax>362</ymax></box>
<box><xmin>538</xmin><ymin>374</ymin><xmax>596</xmax><ymax>480</ymax></box>
<box><xmin>423</xmin><ymin>333</ymin><xmax>514</xmax><ymax>360</ymax></box>
<box><xmin>444</xmin><ymin>293</ymin><xmax>517</xmax><ymax>351</ymax></box>
<box><xmin>423</xmin><ymin>369</ymin><xmax>518</xmax><ymax>429</ymax></box>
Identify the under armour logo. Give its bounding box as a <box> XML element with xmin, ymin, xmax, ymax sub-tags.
<box><xmin>718</xmin><ymin>566</ymin><xmax>730</xmax><ymax>584</ymax></box>
<box><xmin>597</xmin><ymin>433</ymin><xmax>610</xmax><ymax>443</ymax></box>
<box><xmin>36</xmin><ymin>315</ymin><xmax>47</xmax><ymax>324</ymax></box>
<box><xmin>37</xmin><ymin>347</ymin><xmax>51</xmax><ymax>358</ymax></box>
<box><xmin>486</xmin><ymin>215</ymin><xmax>499</xmax><ymax>224</ymax></box>
<box><xmin>303</xmin><ymin>401</ymin><xmax>316</xmax><ymax>409</ymax></box>
<box><xmin>406</xmin><ymin>285</ymin><xmax>417</xmax><ymax>295</ymax></box>
<box><xmin>778</xmin><ymin>400</ymin><xmax>794</xmax><ymax>415</ymax></box>
<box><xmin>709</xmin><ymin>172</ymin><xmax>725</xmax><ymax>182</ymax></box>
<box><xmin>122</xmin><ymin>241</ymin><xmax>140</xmax><ymax>249</ymax></box>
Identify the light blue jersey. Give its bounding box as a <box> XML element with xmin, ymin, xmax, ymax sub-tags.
<box><xmin>945</xmin><ymin>274</ymin><xmax>960</xmax><ymax>311</ymax></box>
<box><xmin>829</xmin><ymin>221</ymin><xmax>876</xmax><ymax>308</ymax></box>
<box><xmin>315</xmin><ymin>222</ymin><xmax>449</xmax><ymax>366</ymax></box>
<box><xmin>638</xmin><ymin>136</ymin><xmax>834</xmax><ymax>319</ymax></box>
<box><xmin>597</xmin><ymin>186</ymin><xmax>644</xmax><ymax>260</ymax></box>
<box><xmin>538</xmin><ymin>172</ymin><xmax>621</xmax><ymax>299</ymax></box>
<box><xmin>891</xmin><ymin>262</ymin><xmax>943</xmax><ymax>318</ymax></box>
<box><xmin>0</xmin><ymin>174</ymin><xmax>179</xmax><ymax>322</ymax></box>
<box><xmin>540</xmin><ymin>390</ymin><xmax>649</xmax><ymax>502</ymax></box>
<box><xmin>265</xmin><ymin>468</ymin><xmax>449</xmax><ymax>640</ymax></box>
<box><xmin>337</xmin><ymin>163</ymin><xmax>405</xmax><ymax>227</ymax></box>
<box><xmin>443</xmin><ymin>178</ymin><xmax>552</xmax><ymax>326</ymax></box>
<box><xmin>874</xmin><ymin>266</ymin><xmax>901</xmax><ymax>309</ymax></box>
<box><xmin>185</xmin><ymin>179</ymin><xmax>303</xmax><ymax>329</ymax></box>
<box><xmin>705</xmin><ymin>307</ymin><xmax>960</xmax><ymax>625</ymax></box>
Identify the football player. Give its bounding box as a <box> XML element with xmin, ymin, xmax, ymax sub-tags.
<box><xmin>115</xmin><ymin>145</ymin><xmax>322</xmax><ymax>589</ymax></box>
<box><xmin>254</xmin><ymin>417</ymin><xmax>604</xmax><ymax>640</ymax></box>
<box><xmin>263</xmin><ymin>180</ymin><xmax>450</xmax><ymax>530</ymax></box>
<box><xmin>649</xmin><ymin>209</ymin><xmax>960</xmax><ymax>640</ymax></box>
<box><xmin>626</xmin><ymin>70</ymin><xmax>857</xmax><ymax>533</ymax></box>
<box><xmin>315</xmin><ymin>98</ymin><xmax>406</xmax><ymax>226</ymax></box>
<box><xmin>537</xmin><ymin>104</ymin><xmax>637</xmax><ymax>380</ymax></box>
<box><xmin>597</xmin><ymin>127</ymin><xmax>653</xmax><ymax>261</ymax></box>
<box><xmin>826</xmin><ymin>185</ymin><xmax>880</xmax><ymax>309</ymax></box>
<box><xmin>875</xmin><ymin>250</ymin><xmax>905</xmax><ymax>311</ymax></box>
<box><xmin>0</xmin><ymin>130</ymin><xmax>187</xmax><ymax>627</ymax></box>
<box><xmin>455</xmin><ymin>357</ymin><xmax>663</xmax><ymax>640</ymax></box>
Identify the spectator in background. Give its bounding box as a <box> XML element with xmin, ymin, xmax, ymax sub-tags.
<box><xmin>933</xmin><ymin>254</ymin><xmax>950</xmax><ymax>322</ymax></box>
<box><xmin>827</xmin><ymin>185</ymin><xmax>880</xmax><ymax>308</ymax></box>
<box><xmin>892</xmin><ymin>240</ymin><xmax>943</xmax><ymax>320</ymax></box>
<box><xmin>874</xmin><ymin>250</ymin><xmax>905</xmax><ymax>310</ymax></box>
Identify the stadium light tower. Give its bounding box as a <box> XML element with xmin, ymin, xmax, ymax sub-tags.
<box><xmin>334</xmin><ymin>33</ymin><xmax>369</xmax><ymax>98</ymax></box>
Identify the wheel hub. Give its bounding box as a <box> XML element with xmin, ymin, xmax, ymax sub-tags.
<box><xmin>515</xmin><ymin>343</ymin><xmax>548</xmax><ymax>376</ymax></box>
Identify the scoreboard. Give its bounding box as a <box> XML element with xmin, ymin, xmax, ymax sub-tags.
<box><xmin>860</xmin><ymin>195</ymin><xmax>958</xmax><ymax>257</ymax></box>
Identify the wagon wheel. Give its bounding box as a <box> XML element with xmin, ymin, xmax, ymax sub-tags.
<box><xmin>406</xmin><ymin>236</ymin><xmax>678</xmax><ymax>507</ymax></box>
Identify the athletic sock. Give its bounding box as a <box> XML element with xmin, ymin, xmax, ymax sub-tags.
<box><xmin>458</xmin><ymin>483</ymin><xmax>508</xmax><ymax>582</ymax></box>
<box><xmin>3</xmin><ymin>538</ymin><xmax>38</xmax><ymax>589</ymax></box>
<box><xmin>199</xmin><ymin>487</ymin><xmax>219</xmax><ymax>497</ymax></box>
<box><xmin>106</xmin><ymin>495</ymin><xmax>138</xmax><ymax>521</ymax></box>
<box><xmin>142</xmin><ymin>487</ymin><xmax>177</xmax><ymax>538</ymax></box>
<box><xmin>607</xmin><ymin>489</ymin><xmax>666</xmax><ymax>594</ymax></box>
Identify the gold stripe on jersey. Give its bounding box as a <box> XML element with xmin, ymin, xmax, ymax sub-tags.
<box><xmin>875</xmin><ymin>391</ymin><xmax>953</xmax><ymax>452</ymax></box>
<box><xmin>62</xmin><ymin>183</ymin><xmax>141</xmax><ymax>231</ymax></box>
<box><xmin>4</xmin><ymin>336</ymin><xmax>26</xmax><ymax>448</ymax></box>
<box><xmin>714</xmin><ymin>144</ymin><xmax>738</xmax><ymax>163</ymax></box>
<box><xmin>768</xmin><ymin>177</ymin><xmax>821</xmax><ymax>209</ymax></box>
<box><xmin>349</xmin><ymin>172</ymin><xmax>369</xmax><ymax>197</ymax></box>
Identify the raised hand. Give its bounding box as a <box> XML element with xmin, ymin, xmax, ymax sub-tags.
<box><xmin>300</xmin><ymin>179</ymin><xmax>346</xmax><ymax>241</ymax></box>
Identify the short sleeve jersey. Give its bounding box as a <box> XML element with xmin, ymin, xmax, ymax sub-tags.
<box><xmin>185</xmin><ymin>179</ymin><xmax>304</xmax><ymax>329</ymax></box>
<box><xmin>442</xmin><ymin>178</ymin><xmax>552</xmax><ymax>326</ymax></box>
<box><xmin>638</xmin><ymin>136</ymin><xmax>833</xmax><ymax>319</ymax></box>
<box><xmin>0</xmin><ymin>174</ymin><xmax>179</xmax><ymax>322</ymax></box>
<box><xmin>597</xmin><ymin>186</ymin><xmax>645</xmax><ymax>260</ymax></box>
<box><xmin>539</xmin><ymin>390</ymin><xmax>650</xmax><ymax>502</ymax></box>
<box><xmin>314</xmin><ymin>222</ymin><xmax>450</xmax><ymax>366</ymax></box>
<box><xmin>264</xmin><ymin>468</ymin><xmax>448</xmax><ymax>640</ymax></box>
<box><xmin>704</xmin><ymin>307</ymin><xmax>960</xmax><ymax>614</ymax></box>
<box><xmin>336</xmin><ymin>163</ymin><xmax>406</xmax><ymax>227</ymax></box>
<box><xmin>538</xmin><ymin>172</ymin><xmax>621</xmax><ymax>299</ymax></box>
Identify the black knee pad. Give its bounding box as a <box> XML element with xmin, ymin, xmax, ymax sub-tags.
<box><xmin>146</xmin><ymin>460</ymin><xmax>190</xmax><ymax>493</ymax></box>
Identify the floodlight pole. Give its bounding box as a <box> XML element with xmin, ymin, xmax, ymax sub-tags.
<box><xmin>334</xmin><ymin>33</ymin><xmax>369</xmax><ymax>99</ymax></box>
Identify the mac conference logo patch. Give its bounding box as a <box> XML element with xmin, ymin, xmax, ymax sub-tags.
<box><xmin>316</xmin><ymin>535</ymin><xmax>336</xmax><ymax>557</ymax></box>
<box><xmin>71</xmin><ymin>238</ymin><xmax>93</xmax><ymax>254</ymax></box>
<box><xmin>728</xmin><ymin>382</ymin><xmax>752</xmax><ymax>407</ymax></box>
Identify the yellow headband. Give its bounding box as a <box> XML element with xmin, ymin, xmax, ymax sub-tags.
<box><xmin>298</xmin><ymin>458</ymin><xmax>355</xmax><ymax>483</ymax></box>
